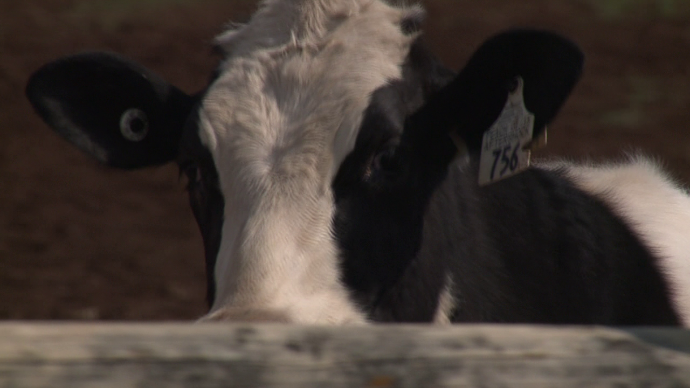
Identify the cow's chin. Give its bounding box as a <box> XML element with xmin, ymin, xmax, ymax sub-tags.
<box><xmin>196</xmin><ymin>294</ymin><xmax>370</xmax><ymax>324</ymax></box>
<box><xmin>196</xmin><ymin>307</ymin><xmax>368</xmax><ymax>324</ymax></box>
<box><xmin>196</xmin><ymin>307</ymin><xmax>292</xmax><ymax>323</ymax></box>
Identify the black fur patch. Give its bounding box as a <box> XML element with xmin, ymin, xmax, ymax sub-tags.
<box><xmin>400</xmin><ymin>8</ymin><xmax>425</xmax><ymax>36</ymax></box>
<box><xmin>333</xmin><ymin>37</ymin><xmax>680</xmax><ymax>325</ymax></box>
<box><xmin>178</xmin><ymin>106</ymin><xmax>225</xmax><ymax>307</ymax></box>
<box><xmin>333</xmin><ymin>38</ymin><xmax>456</xmax><ymax>321</ymax></box>
<box><xmin>26</xmin><ymin>52</ymin><xmax>194</xmax><ymax>169</ymax></box>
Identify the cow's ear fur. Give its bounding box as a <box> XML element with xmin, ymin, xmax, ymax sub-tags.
<box><xmin>26</xmin><ymin>52</ymin><xmax>196</xmax><ymax>169</ymax></box>
<box><xmin>403</xmin><ymin>29</ymin><xmax>584</xmax><ymax>158</ymax></box>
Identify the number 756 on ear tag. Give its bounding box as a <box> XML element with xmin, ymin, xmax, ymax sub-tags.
<box><xmin>478</xmin><ymin>77</ymin><xmax>535</xmax><ymax>186</ymax></box>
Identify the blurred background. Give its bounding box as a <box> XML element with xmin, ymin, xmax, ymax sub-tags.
<box><xmin>0</xmin><ymin>0</ymin><xmax>689</xmax><ymax>320</ymax></box>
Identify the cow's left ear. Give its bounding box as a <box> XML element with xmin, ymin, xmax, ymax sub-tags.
<box><xmin>26</xmin><ymin>52</ymin><xmax>196</xmax><ymax>169</ymax></box>
<box><xmin>403</xmin><ymin>29</ymin><xmax>584</xmax><ymax>159</ymax></box>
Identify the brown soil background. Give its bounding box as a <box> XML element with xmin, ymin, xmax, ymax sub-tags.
<box><xmin>0</xmin><ymin>0</ymin><xmax>689</xmax><ymax>320</ymax></box>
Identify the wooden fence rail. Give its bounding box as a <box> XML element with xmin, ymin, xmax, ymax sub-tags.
<box><xmin>0</xmin><ymin>323</ymin><xmax>687</xmax><ymax>387</ymax></box>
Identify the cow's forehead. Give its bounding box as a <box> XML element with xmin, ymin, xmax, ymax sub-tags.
<box><xmin>198</xmin><ymin>0</ymin><xmax>418</xmax><ymax>185</ymax></box>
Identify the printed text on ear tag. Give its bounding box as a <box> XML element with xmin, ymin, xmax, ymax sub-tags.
<box><xmin>478</xmin><ymin>77</ymin><xmax>534</xmax><ymax>186</ymax></box>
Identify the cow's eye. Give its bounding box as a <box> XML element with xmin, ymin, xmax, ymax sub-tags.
<box><xmin>366</xmin><ymin>143</ymin><xmax>400</xmax><ymax>181</ymax></box>
<box><xmin>372</xmin><ymin>147</ymin><xmax>396</xmax><ymax>172</ymax></box>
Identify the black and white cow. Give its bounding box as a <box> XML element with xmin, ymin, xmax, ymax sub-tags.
<box><xmin>26</xmin><ymin>0</ymin><xmax>690</xmax><ymax>326</ymax></box>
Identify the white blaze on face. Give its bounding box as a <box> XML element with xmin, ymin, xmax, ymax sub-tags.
<box><xmin>196</xmin><ymin>0</ymin><xmax>418</xmax><ymax>324</ymax></box>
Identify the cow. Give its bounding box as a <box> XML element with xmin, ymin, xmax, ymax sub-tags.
<box><xmin>26</xmin><ymin>0</ymin><xmax>690</xmax><ymax>326</ymax></box>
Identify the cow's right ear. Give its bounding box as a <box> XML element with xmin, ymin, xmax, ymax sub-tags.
<box><xmin>26</xmin><ymin>52</ymin><xmax>196</xmax><ymax>169</ymax></box>
<box><xmin>401</xmin><ymin>29</ymin><xmax>584</xmax><ymax>165</ymax></box>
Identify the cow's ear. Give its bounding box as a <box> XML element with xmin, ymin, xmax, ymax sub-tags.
<box><xmin>403</xmin><ymin>29</ymin><xmax>584</xmax><ymax>157</ymax></box>
<box><xmin>26</xmin><ymin>52</ymin><xmax>196</xmax><ymax>169</ymax></box>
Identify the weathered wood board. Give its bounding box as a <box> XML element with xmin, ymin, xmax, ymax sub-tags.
<box><xmin>0</xmin><ymin>323</ymin><xmax>686</xmax><ymax>387</ymax></box>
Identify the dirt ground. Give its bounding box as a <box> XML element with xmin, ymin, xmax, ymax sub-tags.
<box><xmin>0</xmin><ymin>0</ymin><xmax>689</xmax><ymax>321</ymax></box>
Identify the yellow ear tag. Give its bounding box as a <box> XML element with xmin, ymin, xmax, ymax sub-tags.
<box><xmin>525</xmin><ymin>127</ymin><xmax>548</xmax><ymax>152</ymax></box>
<box><xmin>478</xmin><ymin>77</ymin><xmax>535</xmax><ymax>186</ymax></box>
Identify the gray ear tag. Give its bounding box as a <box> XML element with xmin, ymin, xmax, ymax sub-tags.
<box><xmin>478</xmin><ymin>77</ymin><xmax>535</xmax><ymax>186</ymax></box>
<box><xmin>120</xmin><ymin>108</ymin><xmax>149</xmax><ymax>142</ymax></box>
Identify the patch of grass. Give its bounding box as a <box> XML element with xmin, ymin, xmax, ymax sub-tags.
<box><xmin>599</xmin><ymin>76</ymin><xmax>663</xmax><ymax>129</ymax></box>
<box><xmin>600</xmin><ymin>108</ymin><xmax>645</xmax><ymax>128</ymax></box>
<box><xmin>628</xmin><ymin>77</ymin><xmax>661</xmax><ymax>106</ymax></box>
<box><xmin>586</xmin><ymin>0</ymin><xmax>690</xmax><ymax>20</ymax></box>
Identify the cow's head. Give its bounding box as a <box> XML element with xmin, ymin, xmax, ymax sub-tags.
<box><xmin>26</xmin><ymin>0</ymin><xmax>583</xmax><ymax>323</ymax></box>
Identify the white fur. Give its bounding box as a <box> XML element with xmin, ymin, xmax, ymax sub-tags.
<box><xmin>197</xmin><ymin>0</ymin><xmax>420</xmax><ymax>324</ymax></box>
<box><xmin>539</xmin><ymin>157</ymin><xmax>690</xmax><ymax>326</ymax></box>
<box><xmin>433</xmin><ymin>275</ymin><xmax>456</xmax><ymax>325</ymax></box>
